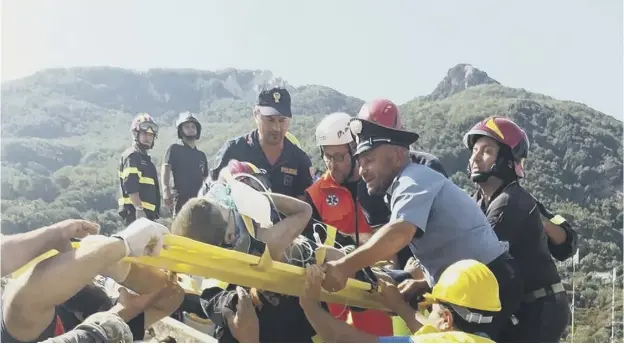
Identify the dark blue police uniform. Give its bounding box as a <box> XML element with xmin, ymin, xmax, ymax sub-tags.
<box><xmin>210</xmin><ymin>130</ymin><xmax>312</xmax><ymax>198</ymax></box>
<box><xmin>209</xmin><ymin>87</ymin><xmax>313</xmax><ymax>198</ymax></box>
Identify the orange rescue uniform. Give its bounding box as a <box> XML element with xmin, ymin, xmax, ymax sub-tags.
<box><xmin>305</xmin><ymin>172</ymin><xmax>393</xmax><ymax>337</ymax></box>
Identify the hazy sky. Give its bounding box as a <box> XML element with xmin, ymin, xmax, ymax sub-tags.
<box><xmin>2</xmin><ymin>0</ymin><xmax>622</xmax><ymax>119</ymax></box>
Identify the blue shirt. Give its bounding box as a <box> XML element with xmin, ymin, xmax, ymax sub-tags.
<box><xmin>387</xmin><ymin>163</ymin><xmax>508</xmax><ymax>282</ymax></box>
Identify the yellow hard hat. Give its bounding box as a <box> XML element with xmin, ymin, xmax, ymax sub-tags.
<box><xmin>285</xmin><ymin>131</ymin><xmax>301</xmax><ymax>148</ymax></box>
<box><xmin>421</xmin><ymin>260</ymin><xmax>501</xmax><ymax>312</ymax></box>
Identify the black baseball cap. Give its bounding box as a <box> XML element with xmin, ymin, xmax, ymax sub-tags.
<box><xmin>256</xmin><ymin>87</ymin><xmax>292</xmax><ymax>118</ymax></box>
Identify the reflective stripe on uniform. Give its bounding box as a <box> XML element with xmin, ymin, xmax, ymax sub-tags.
<box><xmin>524</xmin><ymin>282</ymin><xmax>566</xmax><ymax>303</ymax></box>
<box><xmin>550</xmin><ymin>214</ymin><xmax>567</xmax><ymax>225</ymax></box>
<box><xmin>118</xmin><ymin>198</ymin><xmax>157</xmax><ymax>211</ymax></box>
<box><xmin>119</xmin><ymin>167</ymin><xmax>155</xmax><ymax>185</ymax></box>
<box><xmin>241</xmin><ymin>215</ymin><xmax>257</xmax><ymax>237</ymax></box>
<box><xmin>324</xmin><ymin>224</ymin><xmax>337</xmax><ymax>247</ymax></box>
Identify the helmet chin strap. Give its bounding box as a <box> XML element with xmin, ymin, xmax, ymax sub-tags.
<box><xmin>134</xmin><ymin>133</ymin><xmax>154</xmax><ymax>150</ymax></box>
<box><xmin>470</xmin><ymin>166</ymin><xmax>496</xmax><ymax>183</ymax></box>
<box><xmin>470</xmin><ymin>155</ymin><xmax>516</xmax><ymax>184</ymax></box>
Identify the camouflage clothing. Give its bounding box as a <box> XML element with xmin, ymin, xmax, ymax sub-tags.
<box><xmin>42</xmin><ymin>312</ymin><xmax>133</xmax><ymax>343</ymax></box>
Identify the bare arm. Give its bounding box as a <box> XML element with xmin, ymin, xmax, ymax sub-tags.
<box><xmin>391</xmin><ymin>301</ymin><xmax>423</xmax><ymax>333</ymax></box>
<box><xmin>339</xmin><ymin>220</ymin><xmax>416</xmax><ymax>276</ymax></box>
<box><xmin>117</xmin><ymin>264</ymin><xmax>184</xmax><ymax>327</ymax></box>
<box><xmin>300</xmin><ymin>300</ymin><xmax>378</xmax><ymax>343</ymax></box>
<box><xmin>129</xmin><ymin>193</ymin><xmax>143</xmax><ymax>209</ymax></box>
<box><xmin>257</xmin><ymin>192</ymin><xmax>312</xmax><ymax>260</ymax></box>
<box><xmin>1</xmin><ymin>228</ymin><xmax>59</xmax><ymax>278</ymax></box>
<box><xmin>300</xmin><ymin>265</ymin><xmax>377</xmax><ymax>343</ymax></box>
<box><xmin>2</xmin><ymin>237</ymin><xmax>127</xmax><ymax>342</ymax></box>
<box><xmin>1</xmin><ymin>220</ymin><xmax>99</xmax><ymax>278</ymax></box>
<box><xmin>161</xmin><ymin>164</ymin><xmax>172</xmax><ymax>197</ymax></box>
<box><xmin>404</xmin><ymin>258</ymin><xmax>426</xmax><ymax>280</ymax></box>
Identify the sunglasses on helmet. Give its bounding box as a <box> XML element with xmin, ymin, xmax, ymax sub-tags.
<box><xmin>138</xmin><ymin>121</ymin><xmax>159</xmax><ymax>135</ymax></box>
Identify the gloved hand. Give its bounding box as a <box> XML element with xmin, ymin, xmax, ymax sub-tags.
<box><xmin>113</xmin><ymin>218</ymin><xmax>170</xmax><ymax>257</ymax></box>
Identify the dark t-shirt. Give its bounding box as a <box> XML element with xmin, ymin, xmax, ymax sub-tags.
<box><xmin>164</xmin><ymin>143</ymin><xmax>209</xmax><ymax>198</ymax></box>
<box><xmin>200</xmin><ymin>285</ymin><xmax>323</xmax><ymax>343</ymax></box>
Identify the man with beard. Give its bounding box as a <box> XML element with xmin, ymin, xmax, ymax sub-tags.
<box><xmin>354</xmin><ymin>99</ymin><xmax>448</xmax><ymax>272</ymax></box>
<box><xmin>161</xmin><ymin>112</ymin><xmax>208</xmax><ymax>216</ymax></box>
<box><xmin>320</xmin><ymin>118</ymin><xmax>523</xmax><ymax>342</ymax></box>
<box><xmin>209</xmin><ymin>87</ymin><xmax>313</xmax><ymax>200</ymax></box>
<box><xmin>304</xmin><ymin>112</ymin><xmax>395</xmax><ymax>337</ymax></box>
<box><xmin>464</xmin><ymin>116</ymin><xmax>574</xmax><ymax>342</ymax></box>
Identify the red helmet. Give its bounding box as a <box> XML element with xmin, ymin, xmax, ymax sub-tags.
<box><xmin>227</xmin><ymin>159</ymin><xmax>260</xmax><ymax>175</ymax></box>
<box><xmin>225</xmin><ymin>160</ymin><xmax>271</xmax><ymax>191</ymax></box>
<box><xmin>463</xmin><ymin>116</ymin><xmax>529</xmax><ymax>178</ymax></box>
<box><xmin>357</xmin><ymin>98</ymin><xmax>402</xmax><ymax>129</ymax></box>
<box><xmin>131</xmin><ymin>113</ymin><xmax>158</xmax><ymax>149</ymax></box>
<box><xmin>131</xmin><ymin>113</ymin><xmax>158</xmax><ymax>135</ymax></box>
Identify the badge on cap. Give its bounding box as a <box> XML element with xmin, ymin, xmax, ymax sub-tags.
<box><xmin>349</xmin><ymin>119</ymin><xmax>363</xmax><ymax>135</ymax></box>
<box><xmin>273</xmin><ymin>92</ymin><xmax>281</xmax><ymax>103</ymax></box>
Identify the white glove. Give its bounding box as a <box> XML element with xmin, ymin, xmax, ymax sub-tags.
<box><xmin>113</xmin><ymin>218</ymin><xmax>170</xmax><ymax>257</ymax></box>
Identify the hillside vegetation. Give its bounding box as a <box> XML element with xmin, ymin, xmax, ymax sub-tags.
<box><xmin>1</xmin><ymin>64</ymin><xmax>622</xmax><ymax>342</ymax></box>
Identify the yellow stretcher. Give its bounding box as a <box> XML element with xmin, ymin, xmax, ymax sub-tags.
<box><xmin>12</xmin><ymin>235</ymin><xmax>389</xmax><ymax>311</ymax></box>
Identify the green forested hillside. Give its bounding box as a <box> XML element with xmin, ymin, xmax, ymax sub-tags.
<box><xmin>1</xmin><ymin>64</ymin><xmax>621</xmax><ymax>342</ymax></box>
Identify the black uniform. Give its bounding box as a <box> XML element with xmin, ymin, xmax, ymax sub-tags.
<box><xmin>163</xmin><ymin>143</ymin><xmax>208</xmax><ymax>214</ymax></box>
<box><xmin>210</xmin><ymin>130</ymin><xmax>313</xmax><ymax>198</ymax></box>
<box><xmin>118</xmin><ymin>145</ymin><xmax>160</xmax><ymax>225</ymax></box>
<box><xmin>357</xmin><ymin>150</ymin><xmax>448</xmax><ymax>269</ymax></box>
<box><xmin>475</xmin><ymin>180</ymin><xmax>571</xmax><ymax>343</ymax></box>
<box><xmin>535</xmin><ymin>200</ymin><xmax>579</xmax><ymax>261</ymax></box>
<box><xmin>200</xmin><ymin>285</ymin><xmax>323</xmax><ymax>343</ymax></box>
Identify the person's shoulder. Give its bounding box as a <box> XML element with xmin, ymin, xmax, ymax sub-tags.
<box><xmin>236</xmin><ymin>130</ymin><xmax>258</xmax><ymax>145</ymax></box>
<box><xmin>409</xmin><ymin>150</ymin><xmax>441</xmax><ymax>163</ymax></box>
<box><xmin>497</xmin><ymin>182</ymin><xmax>535</xmax><ymax>210</ymax></box>
<box><xmin>223</xmin><ymin>131</ymin><xmax>256</xmax><ymax>151</ymax></box>
<box><xmin>121</xmin><ymin>147</ymin><xmax>142</xmax><ymax>161</ymax></box>
<box><xmin>390</xmin><ymin>163</ymin><xmax>446</xmax><ymax>195</ymax></box>
<box><xmin>402</xmin><ymin>163</ymin><xmax>446</xmax><ymax>182</ymax></box>
<box><xmin>285</xmin><ymin>139</ymin><xmax>311</xmax><ymax>163</ymax></box>
<box><xmin>213</xmin><ymin>131</ymin><xmax>254</xmax><ymax>160</ymax></box>
<box><xmin>121</xmin><ymin>146</ymin><xmax>136</xmax><ymax>157</ymax></box>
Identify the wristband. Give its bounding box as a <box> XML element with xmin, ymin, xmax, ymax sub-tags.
<box><xmin>111</xmin><ymin>235</ymin><xmax>131</xmax><ymax>256</ymax></box>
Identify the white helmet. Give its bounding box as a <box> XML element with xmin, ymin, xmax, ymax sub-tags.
<box><xmin>315</xmin><ymin>112</ymin><xmax>353</xmax><ymax>146</ymax></box>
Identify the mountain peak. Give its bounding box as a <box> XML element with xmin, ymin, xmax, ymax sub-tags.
<box><xmin>426</xmin><ymin>63</ymin><xmax>500</xmax><ymax>101</ymax></box>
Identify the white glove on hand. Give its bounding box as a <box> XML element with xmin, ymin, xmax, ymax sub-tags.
<box><xmin>113</xmin><ymin>218</ymin><xmax>170</xmax><ymax>257</ymax></box>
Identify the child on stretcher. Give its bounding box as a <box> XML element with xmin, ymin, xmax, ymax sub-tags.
<box><xmin>170</xmin><ymin>160</ymin><xmax>415</xmax><ymax>342</ymax></box>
